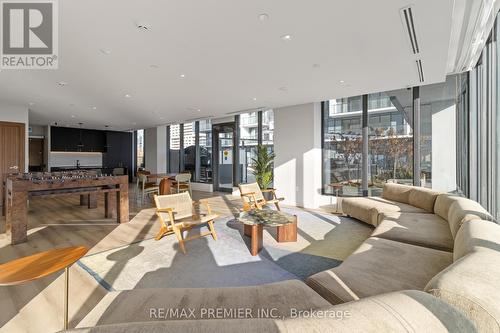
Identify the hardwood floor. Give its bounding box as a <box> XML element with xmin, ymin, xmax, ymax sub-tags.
<box><xmin>0</xmin><ymin>185</ymin><xmax>244</xmax><ymax>332</ymax></box>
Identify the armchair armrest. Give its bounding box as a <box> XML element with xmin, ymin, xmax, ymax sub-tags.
<box><xmin>156</xmin><ymin>207</ymin><xmax>174</xmax><ymax>213</ymax></box>
<box><xmin>193</xmin><ymin>199</ymin><xmax>213</xmax><ymax>214</ymax></box>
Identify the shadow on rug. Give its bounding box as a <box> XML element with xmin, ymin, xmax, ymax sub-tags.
<box><xmin>79</xmin><ymin>208</ymin><xmax>371</xmax><ymax>290</ymax></box>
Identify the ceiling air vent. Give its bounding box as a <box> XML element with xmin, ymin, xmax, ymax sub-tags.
<box><xmin>416</xmin><ymin>59</ymin><xmax>424</xmax><ymax>82</ymax></box>
<box><xmin>400</xmin><ymin>6</ymin><xmax>419</xmax><ymax>55</ymax></box>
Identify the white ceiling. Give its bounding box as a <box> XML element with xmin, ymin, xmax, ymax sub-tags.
<box><xmin>0</xmin><ymin>0</ymin><xmax>456</xmax><ymax>131</ymax></box>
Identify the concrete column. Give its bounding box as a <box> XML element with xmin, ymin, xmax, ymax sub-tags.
<box><xmin>144</xmin><ymin>126</ymin><xmax>167</xmax><ymax>174</ymax></box>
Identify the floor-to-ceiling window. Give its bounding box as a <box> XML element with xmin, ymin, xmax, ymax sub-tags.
<box><xmin>183</xmin><ymin>122</ymin><xmax>196</xmax><ymax>175</ymax></box>
<box><xmin>198</xmin><ymin>119</ymin><xmax>212</xmax><ymax>183</ymax></box>
<box><xmin>322</xmin><ymin>97</ymin><xmax>363</xmax><ymax>196</ymax></box>
<box><xmin>458</xmin><ymin>12</ymin><xmax>500</xmax><ymax>220</ymax></box>
<box><xmin>169</xmin><ymin>124</ymin><xmax>181</xmax><ymax>173</ymax></box>
<box><xmin>262</xmin><ymin>109</ymin><xmax>274</xmax><ymax>153</ymax></box>
<box><xmin>368</xmin><ymin>90</ymin><xmax>413</xmax><ymax>195</ymax></box>
<box><xmin>136</xmin><ymin>129</ymin><xmax>144</xmax><ymax>169</ymax></box>
<box><xmin>239</xmin><ymin>111</ymin><xmax>258</xmax><ymax>183</ymax></box>
<box><xmin>322</xmin><ymin>78</ymin><xmax>461</xmax><ymax>197</ymax></box>
<box><xmin>163</xmin><ymin>111</ymin><xmax>273</xmax><ymax>186</ymax></box>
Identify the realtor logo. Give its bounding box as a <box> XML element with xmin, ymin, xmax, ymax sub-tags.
<box><xmin>1</xmin><ymin>0</ymin><xmax>58</xmax><ymax>69</ymax></box>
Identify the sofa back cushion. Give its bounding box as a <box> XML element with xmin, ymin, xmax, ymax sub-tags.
<box><xmin>425</xmin><ymin>220</ymin><xmax>500</xmax><ymax>332</ymax></box>
<box><xmin>448</xmin><ymin>199</ymin><xmax>493</xmax><ymax>238</ymax></box>
<box><xmin>434</xmin><ymin>194</ymin><xmax>461</xmax><ymax>220</ymax></box>
<box><xmin>382</xmin><ymin>183</ymin><xmax>412</xmax><ymax>204</ymax></box>
<box><xmin>453</xmin><ymin>219</ymin><xmax>500</xmax><ymax>261</ymax></box>
<box><xmin>408</xmin><ymin>187</ymin><xmax>440</xmax><ymax>213</ymax></box>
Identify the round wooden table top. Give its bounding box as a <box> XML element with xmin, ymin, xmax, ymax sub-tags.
<box><xmin>0</xmin><ymin>246</ymin><xmax>88</xmax><ymax>286</ymax></box>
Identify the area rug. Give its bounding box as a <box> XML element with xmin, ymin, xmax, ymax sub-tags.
<box><xmin>78</xmin><ymin>207</ymin><xmax>372</xmax><ymax>291</ymax></box>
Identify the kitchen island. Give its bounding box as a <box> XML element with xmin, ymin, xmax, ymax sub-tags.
<box><xmin>3</xmin><ymin>172</ymin><xmax>129</xmax><ymax>245</ymax></box>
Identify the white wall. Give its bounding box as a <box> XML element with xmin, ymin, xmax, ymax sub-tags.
<box><xmin>144</xmin><ymin>126</ymin><xmax>167</xmax><ymax>174</ymax></box>
<box><xmin>273</xmin><ymin>102</ymin><xmax>332</xmax><ymax>209</ymax></box>
<box><xmin>431</xmin><ymin>101</ymin><xmax>457</xmax><ymax>192</ymax></box>
<box><xmin>0</xmin><ymin>102</ymin><xmax>29</xmax><ymax>172</ymax></box>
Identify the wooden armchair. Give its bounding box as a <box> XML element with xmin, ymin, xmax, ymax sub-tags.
<box><xmin>238</xmin><ymin>182</ymin><xmax>284</xmax><ymax>211</ymax></box>
<box><xmin>153</xmin><ymin>192</ymin><xmax>218</xmax><ymax>254</ymax></box>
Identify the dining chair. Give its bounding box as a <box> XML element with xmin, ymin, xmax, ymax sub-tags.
<box><xmin>136</xmin><ymin>170</ymin><xmax>151</xmax><ymax>190</ymax></box>
<box><xmin>238</xmin><ymin>182</ymin><xmax>284</xmax><ymax>211</ymax></box>
<box><xmin>138</xmin><ymin>174</ymin><xmax>159</xmax><ymax>203</ymax></box>
<box><xmin>171</xmin><ymin>173</ymin><xmax>192</xmax><ymax>195</ymax></box>
<box><xmin>154</xmin><ymin>192</ymin><xmax>218</xmax><ymax>254</ymax></box>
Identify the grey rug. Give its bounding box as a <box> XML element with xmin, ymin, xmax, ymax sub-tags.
<box><xmin>79</xmin><ymin>207</ymin><xmax>372</xmax><ymax>291</ymax></box>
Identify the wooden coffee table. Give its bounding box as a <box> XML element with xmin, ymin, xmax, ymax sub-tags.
<box><xmin>0</xmin><ymin>246</ymin><xmax>89</xmax><ymax>329</ymax></box>
<box><xmin>238</xmin><ymin>209</ymin><xmax>297</xmax><ymax>256</ymax></box>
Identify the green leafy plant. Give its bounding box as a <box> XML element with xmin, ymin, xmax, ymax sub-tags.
<box><xmin>250</xmin><ymin>145</ymin><xmax>275</xmax><ymax>189</ymax></box>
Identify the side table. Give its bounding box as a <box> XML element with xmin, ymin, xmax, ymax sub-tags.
<box><xmin>0</xmin><ymin>246</ymin><xmax>89</xmax><ymax>329</ymax></box>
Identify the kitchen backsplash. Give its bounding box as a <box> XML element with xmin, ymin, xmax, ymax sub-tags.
<box><xmin>50</xmin><ymin>152</ymin><xmax>103</xmax><ymax>168</ymax></box>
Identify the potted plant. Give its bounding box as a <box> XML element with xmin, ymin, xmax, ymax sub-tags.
<box><xmin>250</xmin><ymin>145</ymin><xmax>275</xmax><ymax>192</ymax></box>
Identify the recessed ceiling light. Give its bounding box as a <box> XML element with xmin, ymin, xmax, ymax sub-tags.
<box><xmin>124</xmin><ymin>94</ymin><xmax>131</xmax><ymax>98</ymax></box>
<box><xmin>150</xmin><ymin>64</ymin><xmax>159</xmax><ymax>69</ymax></box>
<box><xmin>91</xmin><ymin>106</ymin><xmax>97</xmax><ymax>110</ymax></box>
<box><xmin>180</xmin><ymin>74</ymin><xmax>186</xmax><ymax>78</ymax></box>
<box><xmin>28</xmin><ymin>102</ymin><xmax>35</xmax><ymax>106</ymax></box>
<box><xmin>132</xmin><ymin>122</ymin><xmax>137</xmax><ymax>125</ymax></box>
<box><xmin>339</xmin><ymin>80</ymin><xmax>345</xmax><ymax>84</ymax></box>
<box><xmin>258</xmin><ymin>13</ymin><xmax>269</xmax><ymax>21</ymax></box>
<box><xmin>71</xmin><ymin>115</ymin><xmax>76</xmax><ymax>118</ymax></box>
<box><xmin>135</xmin><ymin>21</ymin><xmax>151</xmax><ymax>31</ymax></box>
<box><xmin>57</xmin><ymin>81</ymin><xmax>68</xmax><ymax>86</ymax></box>
<box><xmin>100</xmin><ymin>48</ymin><xmax>112</xmax><ymax>55</ymax></box>
<box><xmin>280</xmin><ymin>34</ymin><xmax>292</xmax><ymax>41</ymax></box>
<box><xmin>253</xmin><ymin>97</ymin><xmax>257</xmax><ymax>101</ymax></box>
<box><xmin>159</xmin><ymin>116</ymin><xmax>164</xmax><ymax>120</ymax></box>
<box><xmin>197</xmin><ymin>109</ymin><xmax>201</xmax><ymax>112</ymax></box>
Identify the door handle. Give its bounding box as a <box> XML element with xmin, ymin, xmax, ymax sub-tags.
<box><xmin>9</xmin><ymin>166</ymin><xmax>18</xmax><ymax>170</ymax></box>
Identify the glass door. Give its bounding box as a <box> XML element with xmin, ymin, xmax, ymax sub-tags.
<box><xmin>213</xmin><ymin>123</ymin><xmax>236</xmax><ymax>192</ymax></box>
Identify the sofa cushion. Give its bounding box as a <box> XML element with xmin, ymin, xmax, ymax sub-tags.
<box><xmin>425</xmin><ymin>220</ymin><xmax>500</xmax><ymax>332</ymax></box>
<box><xmin>448</xmin><ymin>198</ymin><xmax>493</xmax><ymax>238</ymax></box>
<box><xmin>66</xmin><ymin>291</ymin><xmax>476</xmax><ymax>333</ymax></box>
<box><xmin>342</xmin><ymin>196</ymin><xmax>427</xmax><ymax>226</ymax></box>
<box><xmin>306</xmin><ymin>237</ymin><xmax>452</xmax><ymax>304</ymax></box>
<box><xmin>381</xmin><ymin>183</ymin><xmax>412</xmax><ymax>204</ymax></box>
<box><xmin>409</xmin><ymin>187</ymin><xmax>441</xmax><ymax>212</ymax></box>
<box><xmin>453</xmin><ymin>219</ymin><xmax>500</xmax><ymax>261</ymax></box>
<box><xmin>77</xmin><ymin>280</ymin><xmax>330</xmax><ymax>327</ymax></box>
<box><xmin>425</xmin><ymin>249</ymin><xmax>500</xmax><ymax>332</ymax></box>
<box><xmin>373</xmin><ymin>212</ymin><xmax>453</xmax><ymax>251</ymax></box>
<box><xmin>434</xmin><ymin>193</ymin><xmax>461</xmax><ymax>220</ymax></box>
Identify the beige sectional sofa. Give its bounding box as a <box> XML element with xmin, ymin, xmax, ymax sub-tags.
<box><xmin>66</xmin><ymin>183</ymin><xmax>500</xmax><ymax>332</ymax></box>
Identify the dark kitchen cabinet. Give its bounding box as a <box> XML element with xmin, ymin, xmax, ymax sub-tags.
<box><xmin>103</xmin><ymin>131</ymin><xmax>133</xmax><ymax>181</ymax></box>
<box><xmin>82</xmin><ymin>129</ymin><xmax>106</xmax><ymax>152</ymax></box>
<box><xmin>51</xmin><ymin>126</ymin><xmax>80</xmax><ymax>151</ymax></box>
<box><xmin>51</xmin><ymin>126</ymin><xmax>106</xmax><ymax>152</ymax></box>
